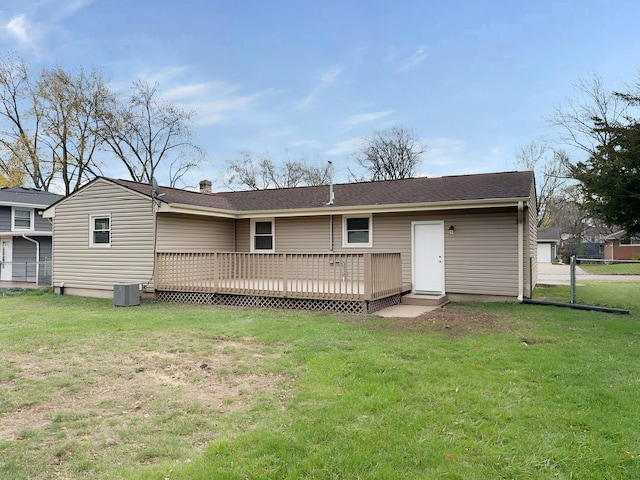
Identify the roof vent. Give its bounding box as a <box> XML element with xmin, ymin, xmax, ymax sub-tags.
<box><xmin>199</xmin><ymin>180</ymin><xmax>212</xmax><ymax>194</ymax></box>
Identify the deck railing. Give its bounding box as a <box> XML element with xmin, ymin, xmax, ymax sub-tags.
<box><xmin>155</xmin><ymin>252</ymin><xmax>402</xmax><ymax>301</ymax></box>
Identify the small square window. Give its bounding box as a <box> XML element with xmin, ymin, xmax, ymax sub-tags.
<box><xmin>343</xmin><ymin>215</ymin><xmax>372</xmax><ymax>248</ymax></box>
<box><xmin>90</xmin><ymin>215</ymin><xmax>111</xmax><ymax>247</ymax></box>
<box><xmin>251</xmin><ymin>219</ymin><xmax>274</xmax><ymax>252</ymax></box>
<box><xmin>12</xmin><ymin>208</ymin><xmax>32</xmax><ymax>230</ymax></box>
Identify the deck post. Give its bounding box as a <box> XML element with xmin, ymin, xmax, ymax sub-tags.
<box><xmin>282</xmin><ymin>253</ymin><xmax>288</xmax><ymax>297</ymax></box>
<box><xmin>213</xmin><ymin>252</ymin><xmax>219</xmax><ymax>292</ymax></box>
<box><xmin>364</xmin><ymin>253</ymin><xmax>373</xmax><ymax>300</ymax></box>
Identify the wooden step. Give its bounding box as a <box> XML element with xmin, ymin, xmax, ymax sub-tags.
<box><xmin>401</xmin><ymin>293</ymin><xmax>449</xmax><ymax>307</ymax></box>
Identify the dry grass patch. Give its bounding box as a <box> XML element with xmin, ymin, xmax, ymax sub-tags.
<box><xmin>376</xmin><ymin>305</ymin><xmax>521</xmax><ymax>338</ymax></box>
<box><xmin>1</xmin><ymin>335</ymin><xmax>293</xmax><ymax>477</ymax></box>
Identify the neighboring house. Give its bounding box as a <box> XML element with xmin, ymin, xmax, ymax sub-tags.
<box><xmin>0</xmin><ymin>187</ymin><xmax>63</xmax><ymax>284</ymax></box>
<box><xmin>604</xmin><ymin>230</ymin><xmax>640</xmax><ymax>260</ymax></box>
<box><xmin>537</xmin><ymin>227</ymin><xmax>560</xmax><ymax>263</ymax></box>
<box><xmin>43</xmin><ymin>171</ymin><xmax>537</xmax><ymax>312</ymax></box>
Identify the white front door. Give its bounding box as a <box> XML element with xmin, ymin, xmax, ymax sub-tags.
<box><xmin>1</xmin><ymin>238</ymin><xmax>12</xmax><ymax>281</ymax></box>
<box><xmin>412</xmin><ymin>221</ymin><xmax>444</xmax><ymax>294</ymax></box>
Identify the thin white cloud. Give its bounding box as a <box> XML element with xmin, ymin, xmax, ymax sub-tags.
<box><xmin>326</xmin><ymin>137</ymin><xmax>363</xmax><ymax>156</ymax></box>
<box><xmin>3</xmin><ymin>14</ymin><xmax>34</xmax><ymax>46</ymax></box>
<box><xmin>1</xmin><ymin>1</ymin><xmax>92</xmax><ymax>53</ymax></box>
<box><xmin>425</xmin><ymin>137</ymin><xmax>467</xmax><ymax>166</ymax></box>
<box><xmin>398</xmin><ymin>46</ymin><xmax>428</xmax><ymax>73</ymax></box>
<box><xmin>59</xmin><ymin>0</ymin><xmax>93</xmax><ymax>17</ymax></box>
<box><xmin>342</xmin><ymin>110</ymin><xmax>393</xmax><ymax>128</ymax></box>
<box><xmin>290</xmin><ymin>139</ymin><xmax>321</xmax><ymax>148</ymax></box>
<box><xmin>295</xmin><ymin>65</ymin><xmax>343</xmax><ymax>110</ymax></box>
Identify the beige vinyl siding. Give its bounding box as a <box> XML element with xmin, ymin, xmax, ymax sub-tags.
<box><xmin>263</xmin><ymin>209</ymin><xmax>520</xmax><ymax>297</ymax></box>
<box><xmin>235</xmin><ymin>219</ymin><xmax>250</xmax><ymax>252</ymax></box>
<box><xmin>275</xmin><ymin>216</ymin><xmax>333</xmax><ymax>252</ymax></box>
<box><xmin>51</xmin><ymin>179</ymin><xmax>154</xmax><ymax>295</ymax></box>
<box><xmin>357</xmin><ymin>209</ymin><xmax>519</xmax><ymax>297</ymax></box>
<box><xmin>156</xmin><ymin>213</ymin><xmax>234</xmax><ymax>252</ymax></box>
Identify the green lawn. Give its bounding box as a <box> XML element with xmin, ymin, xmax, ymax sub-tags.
<box><xmin>1</xmin><ymin>286</ymin><xmax>639</xmax><ymax>479</ymax></box>
<box><xmin>579</xmin><ymin>262</ymin><xmax>640</xmax><ymax>275</ymax></box>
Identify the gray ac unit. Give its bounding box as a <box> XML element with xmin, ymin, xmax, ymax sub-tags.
<box><xmin>113</xmin><ymin>283</ymin><xmax>142</xmax><ymax>307</ymax></box>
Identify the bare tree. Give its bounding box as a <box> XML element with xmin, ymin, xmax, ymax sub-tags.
<box><xmin>100</xmin><ymin>80</ymin><xmax>203</xmax><ymax>186</ymax></box>
<box><xmin>0</xmin><ymin>52</ymin><xmax>53</xmax><ymax>190</ymax></box>
<box><xmin>549</xmin><ymin>74</ymin><xmax>630</xmax><ymax>156</ymax></box>
<box><xmin>36</xmin><ymin>66</ymin><xmax>110</xmax><ymax>194</ymax></box>
<box><xmin>515</xmin><ymin>140</ymin><xmax>571</xmax><ymax>227</ymax></box>
<box><xmin>351</xmin><ymin>125</ymin><xmax>426</xmax><ymax>181</ymax></box>
<box><xmin>225</xmin><ymin>150</ymin><xmax>331</xmax><ymax>190</ymax></box>
<box><xmin>0</xmin><ymin>152</ymin><xmax>24</xmax><ymax>186</ymax></box>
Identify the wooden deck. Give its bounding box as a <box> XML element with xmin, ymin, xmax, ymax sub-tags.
<box><xmin>155</xmin><ymin>252</ymin><xmax>403</xmax><ymax>304</ymax></box>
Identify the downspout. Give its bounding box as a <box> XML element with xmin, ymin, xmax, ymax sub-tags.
<box><xmin>22</xmin><ymin>234</ymin><xmax>40</xmax><ymax>286</ymax></box>
<box><xmin>517</xmin><ymin>201</ymin><xmax>524</xmax><ymax>302</ymax></box>
<box><xmin>329</xmin><ymin>215</ymin><xmax>334</xmax><ymax>252</ymax></box>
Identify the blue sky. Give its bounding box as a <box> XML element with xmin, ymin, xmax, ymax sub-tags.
<box><xmin>1</xmin><ymin>0</ymin><xmax>639</xmax><ymax>188</ymax></box>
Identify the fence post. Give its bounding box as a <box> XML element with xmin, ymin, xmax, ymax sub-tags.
<box><xmin>570</xmin><ymin>255</ymin><xmax>576</xmax><ymax>304</ymax></box>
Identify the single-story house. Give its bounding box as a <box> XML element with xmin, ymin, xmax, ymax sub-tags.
<box><xmin>537</xmin><ymin>227</ymin><xmax>560</xmax><ymax>263</ymax></box>
<box><xmin>43</xmin><ymin>170</ymin><xmax>538</xmax><ymax>313</ymax></box>
<box><xmin>0</xmin><ymin>186</ymin><xmax>63</xmax><ymax>284</ymax></box>
<box><xmin>604</xmin><ymin>230</ymin><xmax>640</xmax><ymax>260</ymax></box>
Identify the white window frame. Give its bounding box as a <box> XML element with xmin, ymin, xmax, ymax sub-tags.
<box><xmin>620</xmin><ymin>237</ymin><xmax>640</xmax><ymax>246</ymax></box>
<box><xmin>90</xmin><ymin>214</ymin><xmax>111</xmax><ymax>248</ymax></box>
<box><xmin>342</xmin><ymin>214</ymin><xmax>373</xmax><ymax>248</ymax></box>
<box><xmin>250</xmin><ymin>218</ymin><xmax>275</xmax><ymax>253</ymax></box>
<box><xmin>12</xmin><ymin>207</ymin><xmax>34</xmax><ymax>231</ymax></box>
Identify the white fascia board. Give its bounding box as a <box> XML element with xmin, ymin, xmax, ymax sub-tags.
<box><xmin>160</xmin><ymin>197</ymin><xmax>530</xmax><ymax>219</ymax></box>
<box><xmin>235</xmin><ymin>197</ymin><xmax>531</xmax><ymax>219</ymax></box>
<box><xmin>0</xmin><ymin>230</ymin><xmax>52</xmax><ymax>236</ymax></box>
<box><xmin>0</xmin><ymin>201</ymin><xmax>52</xmax><ymax>209</ymax></box>
<box><xmin>158</xmin><ymin>203</ymin><xmax>238</xmax><ymax>218</ymax></box>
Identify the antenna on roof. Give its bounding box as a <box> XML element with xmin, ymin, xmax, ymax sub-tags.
<box><xmin>151</xmin><ymin>177</ymin><xmax>165</xmax><ymax>207</ymax></box>
<box><xmin>327</xmin><ymin>161</ymin><xmax>334</xmax><ymax>205</ymax></box>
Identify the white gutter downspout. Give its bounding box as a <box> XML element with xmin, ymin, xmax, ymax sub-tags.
<box><xmin>329</xmin><ymin>215</ymin><xmax>334</xmax><ymax>251</ymax></box>
<box><xmin>517</xmin><ymin>201</ymin><xmax>524</xmax><ymax>302</ymax></box>
<box><xmin>22</xmin><ymin>234</ymin><xmax>40</xmax><ymax>286</ymax></box>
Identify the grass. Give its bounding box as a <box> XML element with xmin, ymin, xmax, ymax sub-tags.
<box><xmin>0</xmin><ymin>285</ymin><xmax>639</xmax><ymax>479</ymax></box>
<box><xmin>579</xmin><ymin>261</ymin><xmax>640</xmax><ymax>275</ymax></box>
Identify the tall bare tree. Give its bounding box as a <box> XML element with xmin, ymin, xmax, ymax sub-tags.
<box><xmin>0</xmin><ymin>54</ymin><xmax>113</xmax><ymax>193</ymax></box>
<box><xmin>99</xmin><ymin>80</ymin><xmax>203</xmax><ymax>187</ymax></box>
<box><xmin>0</xmin><ymin>52</ymin><xmax>52</xmax><ymax>190</ymax></box>
<box><xmin>351</xmin><ymin>125</ymin><xmax>426</xmax><ymax>181</ymax></box>
<box><xmin>549</xmin><ymin>74</ymin><xmax>630</xmax><ymax>156</ymax></box>
<box><xmin>515</xmin><ymin>140</ymin><xmax>570</xmax><ymax>226</ymax></box>
<box><xmin>36</xmin><ymin>66</ymin><xmax>110</xmax><ymax>194</ymax></box>
<box><xmin>225</xmin><ymin>150</ymin><xmax>331</xmax><ymax>190</ymax></box>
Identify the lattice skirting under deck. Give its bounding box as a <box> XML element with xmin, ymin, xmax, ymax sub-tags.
<box><xmin>155</xmin><ymin>291</ymin><xmax>401</xmax><ymax>314</ymax></box>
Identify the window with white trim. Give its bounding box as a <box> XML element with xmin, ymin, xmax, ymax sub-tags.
<box><xmin>620</xmin><ymin>237</ymin><xmax>640</xmax><ymax>245</ymax></box>
<box><xmin>90</xmin><ymin>215</ymin><xmax>111</xmax><ymax>247</ymax></box>
<box><xmin>12</xmin><ymin>207</ymin><xmax>33</xmax><ymax>230</ymax></box>
<box><xmin>251</xmin><ymin>219</ymin><xmax>274</xmax><ymax>252</ymax></box>
<box><xmin>343</xmin><ymin>215</ymin><xmax>372</xmax><ymax>248</ymax></box>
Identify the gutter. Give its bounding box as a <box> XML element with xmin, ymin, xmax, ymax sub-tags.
<box><xmin>517</xmin><ymin>201</ymin><xmax>524</xmax><ymax>302</ymax></box>
<box><xmin>160</xmin><ymin>197</ymin><xmax>532</xmax><ymax>220</ymax></box>
<box><xmin>21</xmin><ymin>234</ymin><xmax>40</xmax><ymax>286</ymax></box>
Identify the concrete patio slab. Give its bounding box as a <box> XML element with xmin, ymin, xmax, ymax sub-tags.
<box><xmin>374</xmin><ymin>304</ymin><xmax>439</xmax><ymax>318</ymax></box>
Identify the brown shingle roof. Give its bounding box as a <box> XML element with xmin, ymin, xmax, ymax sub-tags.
<box><xmin>110</xmin><ymin>170</ymin><xmax>534</xmax><ymax>213</ymax></box>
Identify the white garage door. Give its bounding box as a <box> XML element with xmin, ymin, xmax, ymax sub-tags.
<box><xmin>537</xmin><ymin>243</ymin><xmax>552</xmax><ymax>263</ymax></box>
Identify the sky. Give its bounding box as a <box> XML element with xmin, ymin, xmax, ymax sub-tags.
<box><xmin>1</xmin><ymin>0</ymin><xmax>640</xmax><ymax>189</ymax></box>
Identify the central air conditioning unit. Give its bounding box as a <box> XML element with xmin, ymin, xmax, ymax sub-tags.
<box><xmin>113</xmin><ymin>283</ymin><xmax>142</xmax><ymax>307</ymax></box>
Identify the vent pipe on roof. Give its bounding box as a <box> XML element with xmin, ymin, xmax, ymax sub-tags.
<box><xmin>199</xmin><ymin>180</ymin><xmax>212</xmax><ymax>194</ymax></box>
<box><xmin>327</xmin><ymin>161</ymin><xmax>334</xmax><ymax>205</ymax></box>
